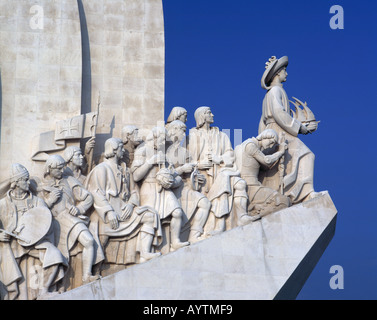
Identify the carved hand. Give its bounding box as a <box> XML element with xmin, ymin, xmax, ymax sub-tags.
<box><xmin>85</xmin><ymin>136</ymin><xmax>96</xmax><ymax>155</ymax></box>
<box><xmin>49</xmin><ymin>188</ymin><xmax>62</xmax><ymax>204</ymax></box>
<box><xmin>198</xmin><ymin>162</ymin><xmax>212</xmax><ymax>170</ymax></box>
<box><xmin>107</xmin><ymin>211</ymin><xmax>119</xmax><ymax>230</ymax></box>
<box><xmin>147</xmin><ymin>154</ymin><xmax>159</xmax><ymax>165</ymax></box>
<box><xmin>196</xmin><ymin>174</ymin><xmax>206</xmax><ymax>184</ymax></box>
<box><xmin>210</xmin><ymin>154</ymin><xmax>222</xmax><ymax>165</ymax></box>
<box><xmin>69</xmin><ymin>205</ymin><xmax>80</xmax><ymax>217</ymax></box>
<box><xmin>0</xmin><ymin>231</ymin><xmax>10</xmax><ymax>242</ymax></box>
<box><xmin>279</xmin><ymin>141</ymin><xmax>288</xmax><ymax>152</ymax></box>
<box><xmin>306</xmin><ymin>121</ymin><xmax>318</xmax><ymax>133</ymax></box>
<box><xmin>299</xmin><ymin>123</ymin><xmax>309</xmax><ymax>135</ymax></box>
<box><xmin>120</xmin><ymin>204</ymin><xmax>134</xmax><ymax>221</ymax></box>
<box><xmin>182</xmin><ymin>163</ymin><xmax>194</xmax><ymax>173</ymax></box>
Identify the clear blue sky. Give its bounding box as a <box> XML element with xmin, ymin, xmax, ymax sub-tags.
<box><xmin>163</xmin><ymin>0</ymin><xmax>377</xmax><ymax>299</ymax></box>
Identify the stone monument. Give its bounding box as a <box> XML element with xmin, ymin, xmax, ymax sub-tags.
<box><xmin>0</xmin><ymin>1</ymin><xmax>337</xmax><ymax>301</ymax></box>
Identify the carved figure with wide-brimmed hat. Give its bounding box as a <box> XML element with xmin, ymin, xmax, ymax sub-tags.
<box><xmin>258</xmin><ymin>56</ymin><xmax>320</xmax><ymax>204</ymax></box>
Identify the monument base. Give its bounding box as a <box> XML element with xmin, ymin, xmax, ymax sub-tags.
<box><xmin>50</xmin><ymin>191</ymin><xmax>337</xmax><ymax>300</ymax></box>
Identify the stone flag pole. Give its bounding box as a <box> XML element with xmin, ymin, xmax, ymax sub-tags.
<box><xmin>0</xmin><ymin>0</ymin><xmax>165</xmax><ymax>182</ymax></box>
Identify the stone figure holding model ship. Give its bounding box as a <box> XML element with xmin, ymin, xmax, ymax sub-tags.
<box><xmin>259</xmin><ymin>56</ymin><xmax>320</xmax><ymax>204</ymax></box>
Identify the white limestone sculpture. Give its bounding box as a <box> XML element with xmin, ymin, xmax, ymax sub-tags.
<box><xmin>121</xmin><ymin>125</ymin><xmax>144</xmax><ymax>168</ymax></box>
<box><xmin>188</xmin><ymin>107</ymin><xmax>253</xmax><ymax>234</ymax></box>
<box><xmin>131</xmin><ymin>127</ymin><xmax>190</xmax><ymax>252</ymax></box>
<box><xmin>259</xmin><ymin>56</ymin><xmax>320</xmax><ymax>204</ymax></box>
<box><xmin>166</xmin><ymin>107</ymin><xmax>188</xmax><ymax>126</ymax></box>
<box><xmin>62</xmin><ymin>138</ymin><xmax>96</xmax><ymax>185</ymax></box>
<box><xmin>85</xmin><ymin>138</ymin><xmax>162</xmax><ymax>270</ymax></box>
<box><xmin>38</xmin><ymin>155</ymin><xmax>99</xmax><ymax>286</ymax></box>
<box><xmin>234</xmin><ymin>129</ymin><xmax>291</xmax><ymax>220</ymax></box>
<box><xmin>166</xmin><ymin>120</ymin><xmax>211</xmax><ymax>243</ymax></box>
<box><xmin>0</xmin><ymin>164</ymin><xmax>67</xmax><ymax>300</ymax></box>
<box><xmin>63</xmin><ymin>146</ymin><xmax>87</xmax><ymax>185</ymax></box>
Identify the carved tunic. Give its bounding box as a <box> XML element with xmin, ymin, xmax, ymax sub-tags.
<box><xmin>131</xmin><ymin>145</ymin><xmax>182</xmax><ymax>220</ymax></box>
<box><xmin>166</xmin><ymin>143</ymin><xmax>206</xmax><ymax>222</ymax></box>
<box><xmin>235</xmin><ymin>138</ymin><xmax>290</xmax><ymax>215</ymax></box>
<box><xmin>188</xmin><ymin>126</ymin><xmax>247</xmax><ymax>218</ymax></box>
<box><xmin>259</xmin><ymin>85</ymin><xmax>315</xmax><ymax>204</ymax></box>
<box><xmin>0</xmin><ymin>191</ymin><xmax>66</xmax><ymax>300</ymax></box>
<box><xmin>39</xmin><ymin>176</ymin><xmax>94</xmax><ymax>261</ymax></box>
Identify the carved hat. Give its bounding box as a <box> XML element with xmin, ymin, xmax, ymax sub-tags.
<box><xmin>261</xmin><ymin>56</ymin><xmax>289</xmax><ymax>90</ymax></box>
<box><xmin>10</xmin><ymin>163</ymin><xmax>29</xmax><ymax>183</ymax></box>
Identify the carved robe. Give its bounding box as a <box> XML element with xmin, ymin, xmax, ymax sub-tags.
<box><xmin>85</xmin><ymin>159</ymin><xmax>162</xmax><ymax>266</ymax></box>
<box><xmin>188</xmin><ymin>126</ymin><xmax>247</xmax><ymax>219</ymax></box>
<box><xmin>131</xmin><ymin>145</ymin><xmax>183</xmax><ymax>220</ymax></box>
<box><xmin>258</xmin><ymin>85</ymin><xmax>315</xmax><ymax>204</ymax></box>
<box><xmin>165</xmin><ymin>143</ymin><xmax>207</xmax><ymax>229</ymax></box>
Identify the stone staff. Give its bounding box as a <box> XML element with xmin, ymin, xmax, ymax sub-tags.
<box><xmin>87</xmin><ymin>92</ymin><xmax>101</xmax><ymax>173</ymax></box>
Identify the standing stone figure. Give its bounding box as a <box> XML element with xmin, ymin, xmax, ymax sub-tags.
<box><xmin>85</xmin><ymin>138</ymin><xmax>162</xmax><ymax>269</ymax></box>
<box><xmin>0</xmin><ymin>164</ymin><xmax>67</xmax><ymax>300</ymax></box>
<box><xmin>121</xmin><ymin>125</ymin><xmax>144</xmax><ymax>168</ymax></box>
<box><xmin>235</xmin><ymin>129</ymin><xmax>291</xmax><ymax>219</ymax></box>
<box><xmin>166</xmin><ymin>120</ymin><xmax>211</xmax><ymax>243</ymax></box>
<box><xmin>39</xmin><ymin>155</ymin><xmax>99</xmax><ymax>285</ymax></box>
<box><xmin>131</xmin><ymin>127</ymin><xmax>190</xmax><ymax>252</ymax></box>
<box><xmin>259</xmin><ymin>56</ymin><xmax>319</xmax><ymax>204</ymax></box>
<box><xmin>188</xmin><ymin>107</ymin><xmax>253</xmax><ymax>234</ymax></box>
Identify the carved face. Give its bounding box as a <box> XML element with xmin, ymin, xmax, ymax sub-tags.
<box><xmin>72</xmin><ymin>150</ymin><xmax>84</xmax><ymax>167</ymax></box>
<box><xmin>50</xmin><ymin>165</ymin><xmax>64</xmax><ymax>179</ymax></box>
<box><xmin>261</xmin><ymin>138</ymin><xmax>277</xmax><ymax>151</ymax></box>
<box><xmin>16</xmin><ymin>176</ymin><xmax>30</xmax><ymax>192</ymax></box>
<box><xmin>277</xmin><ymin>68</ymin><xmax>288</xmax><ymax>83</ymax></box>
<box><xmin>169</xmin><ymin>126</ymin><xmax>186</xmax><ymax>143</ymax></box>
<box><xmin>131</xmin><ymin>129</ymin><xmax>143</xmax><ymax>146</ymax></box>
<box><xmin>204</xmin><ymin>108</ymin><xmax>214</xmax><ymax>124</ymax></box>
<box><xmin>116</xmin><ymin>143</ymin><xmax>125</xmax><ymax>160</ymax></box>
<box><xmin>178</xmin><ymin>112</ymin><xmax>187</xmax><ymax>123</ymax></box>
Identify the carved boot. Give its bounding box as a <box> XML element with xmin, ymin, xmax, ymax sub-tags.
<box><xmin>170</xmin><ymin>211</ymin><xmax>190</xmax><ymax>251</ymax></box>
<box><xmin>139</xmin><ymin>231</ymin><xmax>161</xmax><ymax>263</ymax></box>
<box><xmin>234</xmin><ymin>196</ymin><xmax>254</xmax><ymax>226</ymax></box>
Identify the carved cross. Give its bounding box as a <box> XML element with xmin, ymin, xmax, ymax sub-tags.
<box><xmin>59</xmin><ymin>118</ymin><xmax>80</xmax><ymax>138</ymax></box>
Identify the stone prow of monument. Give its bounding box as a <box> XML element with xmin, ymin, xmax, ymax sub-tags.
<box><xmin>50</xmin><ymin>191</ymin><xmax>337</xmax><ymax>300</ymax></box>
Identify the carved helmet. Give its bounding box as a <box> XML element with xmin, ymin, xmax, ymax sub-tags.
<box><xmin>261</xmin><ymin>56</ymin><xmax>289</xmax><ymax>90</ymax></box>
<box><xmin>10</xmin><ymin>163</ymin><xmax>29</xmax><ymax>183</ymax></box>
